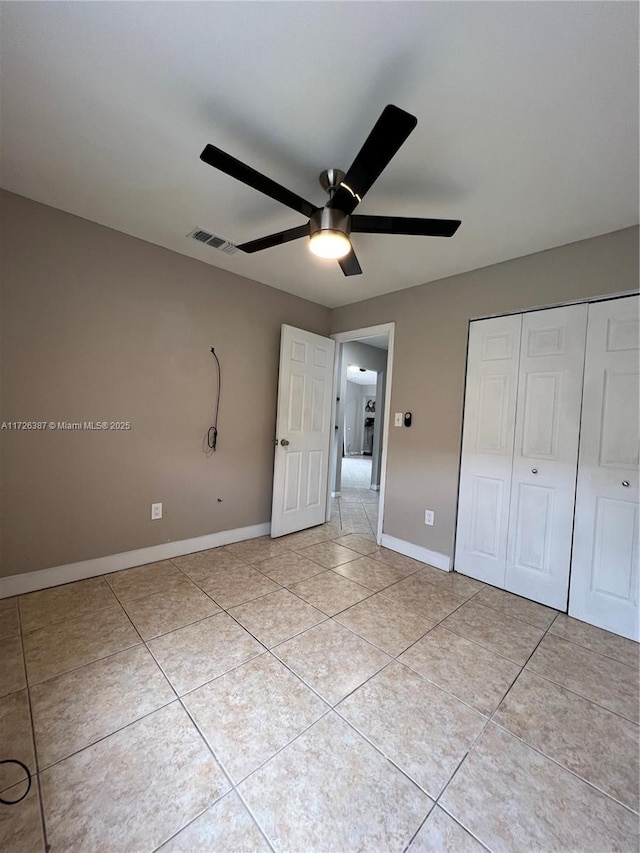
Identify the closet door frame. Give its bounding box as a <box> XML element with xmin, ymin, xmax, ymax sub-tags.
<box><xmin>454</xmin><ymin>313</ymin><xmax>522</xmax><ymax>587</ymax></box>
<box><xmin>454</xmin><ymin>291</ymin><xmax>639</xmax><ymax>623</ymax></box>
<box><xmin>569</xmin><ymin>294</ymin><xmax>639</xmax><ymax>641</ymax></box>
<box><xmin>504</xmin><ymin>303</ymin><xmax>588</xmax><ymax>610</ymax></box>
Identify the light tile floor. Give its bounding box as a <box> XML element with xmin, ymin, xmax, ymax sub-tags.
<box><xmin>333</xmin><ymin>456</ymin><xmax>379</xmax><ymax>536</ymax></box>
<box><xmin>1</xmin><ymin>520</ymin><xmax>639</xmax><ymax>852</ymax></box>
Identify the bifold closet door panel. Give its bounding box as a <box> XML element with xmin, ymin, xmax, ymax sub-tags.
<box><xmin>454</xmin><ymin>314</ymin><xmax>522</xmax><ymax>586</ymax></box>
<box><xmin>504</xmin><ymin>304</ymin><xmax>588</xmax><ymax>610</ymax></box>
<box><xmin>569</xmin><ymin>296</ymin><xmax>639</xmax><ymax>641</ymax></box>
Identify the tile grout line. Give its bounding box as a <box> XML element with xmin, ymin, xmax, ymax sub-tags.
<box><xmin>425</xmin><ymin>617</ymin><xmax>558</xmax><ymax>853</ymax></box>
<box><xmin>10</xmin><ymin>521</ymin><xmax>638</xmax><ymax>851</ymax></box>
<box><xmin>15</xmin><ymin>599</ymin><xmax>50</xmax><ymax>853</ymax></box>
<box><xmin>432</xmin><ymin>610</ymin><xmax>640</xmax><ymax>847</ymax></box>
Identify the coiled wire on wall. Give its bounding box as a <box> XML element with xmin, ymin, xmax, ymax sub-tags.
<box><xmin>207</xmin><ymin>347</ymin><xmax>221</xmax><ymax>452</ymax></box>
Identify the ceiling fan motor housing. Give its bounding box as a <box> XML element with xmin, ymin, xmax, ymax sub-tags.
<box><xmin>309</xmin><ymin>207</ymin><xmax>351</xmax><ymax>239</ymax></box>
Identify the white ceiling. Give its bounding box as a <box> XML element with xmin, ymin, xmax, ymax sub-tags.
<box><xmin>357</xmin><ymin>335</ymin><xmax>389</xmax><ymax>352</ymax></box>
<box><xmin>1</xmin><ymin>3</ymin><xmax>637</xmax><ymax>309</ymax></box>
<box><xmin>347</xmin><ymin>365</ymin><xmax>378</xmax><ymax>386</ymax></box>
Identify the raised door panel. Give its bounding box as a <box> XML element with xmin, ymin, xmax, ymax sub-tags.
<box><xmin>272</xmin><ymin>326</ymin><xmax>335</xmax><ymax>537</ymax></box>
<box><xmin>455</xmin><ymin>314</ymin><xmax>522</xmax><ymax>586</ymax></box>
<box><xmin>505</xmin><ymin>304</ymin><xmax>587</xmax><ymax>609</ymax></box>
<box><xmin>570</xmin><ymin>296</ymin><xmax>639</xmax><ymax>640</ymax></box>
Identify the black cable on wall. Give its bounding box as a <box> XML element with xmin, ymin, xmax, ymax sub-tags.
<box><xmin>207</xmin><ymin>347</ymin><xmax>221</xmax><ymax>451</ymax></box>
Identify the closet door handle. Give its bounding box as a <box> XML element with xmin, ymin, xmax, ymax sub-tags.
<box><xmin>531</xmin><ymin>468</ymin><xmax>538</xmax><ymax>474</ymax></box>
<box><xmin>280</xmin><ymin>439</ymin><xmax>290</xmax><ymax>447</ymax></box>
<box><xmin>622</xmin><ymin>480</ymin><xmax>630</xmax><ymax>487</ymax></box>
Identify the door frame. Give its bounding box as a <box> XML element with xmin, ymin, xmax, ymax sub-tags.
<box><xmin>326</xmin><ymin>323</ymin><xmax>396</xmax><ymax>545</ymax></box>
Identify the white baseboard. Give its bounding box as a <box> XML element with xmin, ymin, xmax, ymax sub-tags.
<box><xmin>331</xmin><ymin>491</ymin><xmax>341</xmax><ymax>498</ymax></box>
<box><xmin>0</xmin><ymin>522</ymin><xmax>271</xmax><ymax>598</ymax></box>
<box><xmin>369</xmin><ymin>485</ymin><xmax>380</xmax><ymax>492</ymax></box>
<box><xmin>380</xmin><ymin>534</ymin><xmax>451</xmax><ymax>572</ymax></box>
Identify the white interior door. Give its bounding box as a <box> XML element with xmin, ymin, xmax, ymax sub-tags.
<box><xmin>569</xmin><ymin>296</ymin><xmax>639</xmax><ymax>640</ymax></box>
<box><xmin>504</xmin><ymin>304</ymin><xmax>588</xmax><ymax>609</ymax></box>
<box><xmin>455</xmin><ymin>314</ymin><xmax>522</xmax><ymax>586</ymax></box>
<box><xmin>271</xmin><ymin>325</ymin><xmax>335</xmax><ymax>538</ymax></box>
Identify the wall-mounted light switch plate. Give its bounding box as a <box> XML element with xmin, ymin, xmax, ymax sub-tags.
<box><xmin>151</xmin><ymin>502</ymin><xmax>163</xmax><ymax>520</ymax></box>
<box><xmin>425</xmin><ymin>509</ymin><xmax>435</xmax><ymax>526</ymax></box>
<box><xmin>394</xmin><ymin>412</ymin><xmax>403</xmax><ymax>427</ymax></box>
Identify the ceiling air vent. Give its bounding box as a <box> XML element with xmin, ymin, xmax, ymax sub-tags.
<box><xmin>187</xmin><ymin>228</ymin><xmax>237</xmax><ymax>255</ymax></box>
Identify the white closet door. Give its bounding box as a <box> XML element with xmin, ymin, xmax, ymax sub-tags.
<box><xmin>455</xmin><ymin>314</ymin><xmax>522</xmax><ymax>586</ymax></box>
<box><xmin>569</xmin><ymin>296</ymin><xmax>639</xmax><ymax>641</ymax></box>
<box><xmin>504</xmin><ymin>304</ymin><xmax>587</xmax><ymax>609</ymax></box>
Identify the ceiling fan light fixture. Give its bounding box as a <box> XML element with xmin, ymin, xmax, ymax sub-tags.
<box><xmin>309</xmin><ymin>230</ymin><xmax>351</xmax><ymax>259</ymax></box>
<box><xmin>309</xmin><ymin>208</ymin><xmax>351</xmax><ymax>260</ymax></box>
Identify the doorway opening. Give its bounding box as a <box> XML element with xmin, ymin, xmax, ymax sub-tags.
<box><xmin>327</xmin><ymin>324</ymin><xmax>395</xmax><ymax>544</ymax></box>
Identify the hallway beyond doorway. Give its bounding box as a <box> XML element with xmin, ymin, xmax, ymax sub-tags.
<box><xmin>331</xmin><ymin>457</ymin><xmax>379</xmax><ymax>537</ymax></box>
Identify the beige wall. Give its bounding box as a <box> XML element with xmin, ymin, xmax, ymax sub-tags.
<box><xmin>2</xmin><ymin>189</ymin><xmax>637</xmax><ymax>581</ymax></box>
<box><xmin>0</xmin><ymin>191</ymin><xmax>330</xmax><ymax>578</ymax></box>
<box><xmin>331</xmin><ymin>226</ymin><xmax>639</xmax><ymax>562</ymax></box>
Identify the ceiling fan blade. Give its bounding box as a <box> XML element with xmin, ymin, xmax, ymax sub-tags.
<box><xmin>338</xmin><ymin>247</ymin><xmax>363</xmax><ymax>276</ymax></box>
<box><xmin>328</xmin><ymin>105</ymin><xmax>417</xmax><ymax>215</ymax></box>
<box><xmin>237</xmin><ymin>224</ymin><xmax>309</xmax><ymax>254</ymax></box>
<box><xmin>351</xmin><ymin>215</ymin><xmax>461</xmax><ymax>237</ymax></box>
<box><xmin>200</xmin><ymin>144</ymin><xmax>320</xmax><ymax>219</ymax></box>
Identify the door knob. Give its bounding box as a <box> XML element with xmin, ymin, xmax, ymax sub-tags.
<box><xmin>622</xmin><ymin>480</ymin><xmax>630</xmax><ymax>487</ymax></box>
<box><xmin>531</xmin><ymin>468</ymin><xmax>538</xmax><ymax>474</ymax></box>
<box><xmin>280</xmin><ymin>439</ymin><xmax>290</xmax><ymax>446</ymax></box>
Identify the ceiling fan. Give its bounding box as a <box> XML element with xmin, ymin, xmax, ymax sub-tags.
<box><xmin>199</xmin><ymin>105</ymin><xmax>461</xmax><ymax>276</ymax></box>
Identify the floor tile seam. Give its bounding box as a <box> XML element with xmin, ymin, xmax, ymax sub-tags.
<box><xmin>30</xmin><ymin>693</ymin><xmax>182</xmax><ymax>778</ymax></box>
<box><xmin>331</xmin><ymin>564</ymin><xmax>420</xmax><ymax>594</ymax></box>
<box><xmin>427</xmin><ymin>631</ymin><xmax>542</xmax><ymax>819</ymax></box>
<box><xmin>144</xmin><ymin>608</ymin><xmax>272</xmax><ymax>704</ymax></box>
<box><xmin>546</xmin><ymin>630</ymin><xmax>640</xmax><ymax>669</ymax></box>
<box><xmin>226</xmin><ymin>786</ymin><xmax>278</xmax><ymax>853</ymax></box>
<box><xmin>178</xmin><ymin>685</ymin><xmax>332</xmax><ymax>852</ymax></box>
<box><xmin>146</xmin><ymin>798</ymin><xmax>233</xmax><ymax>853</ymax></box>
<box><xmin>291</xmin><ymin>566</ymin><xmax>377</xmax><ymax>595</ymax></box>
<box><xmin>228</xmin><ymin>608</ymin><xmax>331</xmax><ymax>653</ymax></box>
<box><xmin>268</xmin><ymin>639</ymin><xmax>380</xmax><ymax>710</ymax></box>
<box><xmin>434</xmin><ymin>621</ymin><xmax>532</xmax><ymax>667</ymax></box>
<box><xmin>203</xmin><ymin>705</ymin><xmax>334</xmax><ymax>791</ymax></box>
<box><xmin>23</xmin><ymin>635</ymin><xmax>148</xmax><ymax>693</ymax></box>
<box><xmin>434</xmin><ymin>801</ymin><xmax>498</xmax><ymax>853</ymax></box>
<box><xmin>332</xmin><ymin>613</ymin><xmax>433</xmax><ymax>661</ymax></box>
<box><xmin>488</xmin><ymin>717</ymin><xmax>640</xmax><ymax>815</ymax></box>
<box><xmin>330</xmin><ymin>702</ymin><xmax>439</xmax><ymax>807</ymax></box>
<box><xmin>398</xmin><ymin>616</ymin><xmax>525</xmax><ymax>669</ymax></box>
<box><xmin>428</xmin><ymin>620</ymin><xmax>622</xmax><ymax>820</ymax></box>
<box><xmin>447</xmin><ymin>596</ymin><xmax>556</xmax><ymax>638</ymax></box>
<box><xmin>466</xmin><ymin>597</ymin><xmax>558</xmax><ymax>632</ymax></box>
<box><xmin>121</xmin><ymin>602</ymin><xmax>226</xmax><ymax>642</ymax></box>
<box><xmin>168</xmin><ymin>554</ymin><xmax>250</xmax><ymax>578</ymax></box>
<box><xmin>402</xmin><ymin>802</ymin><xmax>492</xmax><ymax>853</ymax></box>
<box><xmin>544</xmin><ymin>628</ymin><xmax>640</xmax><ymax>672</ymax></box>
<box><xmin>145</xmin><ymin>634</ymin><xmax>267</xmax><ymax>701</ymax></box>
<box><xmin>391</xmin><ymin>586</ymin><xmax>497</xmax><ymax>659</ymax></box>
<box><xmin>16</xmin><ymin>600</ymin><xmax>49</xmax><ymax>853</ymax></box>
<box><xmin>521</xmin><ymin>663</ymin><xmax>640</xmax><ymax>726</ymax></box>
<box><xmin>367</xmin><ymin>551</ymin><xmax>425</xmax><ymax>575</ymax></box>
<box><xmin>288</xmin><ymin>547</ymin><xmax>363</xmax><ymax>570</ymax></box>
<box><xmin>18</xmin><ymin>597</ymin><xmax>129</xmax><ymax>638</ymax></box>
<box><xmin>277</xmin><ymin>577</ymin><xmax>381</xmax><ymax>619</ymax></box>
<box><xmin>253</xmin><ymin>645</ymin><xmax>337</xmax><ymax>711</ymax></box>
<box><xmin>168</xmin><ymin>576</ymin><xmax>286</xmax><ymax>622</ymax></box>
<box><xmin>248</xmin><ymin>562</ymin><xmax>329</xmax><ymax>586</ymax></box>
<box><xmin>391</xmin><ymin>657</ymin><xmax>501</xmax><ymax>719</ymax></box>
<box><xmin>401</xmin><ymin>803</ymin><xmax>436</xmax><ymax>853</ymax></box>
<box><xmin>17</xmin><ymin>581</ymin><xmax>123</xmax><ymax>635</ymax></box>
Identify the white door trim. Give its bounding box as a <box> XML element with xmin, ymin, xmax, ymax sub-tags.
<box><xmin>328</xmin><ymin>323</ymin><xmax>396</xmax><ymax>546</ymax></box>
